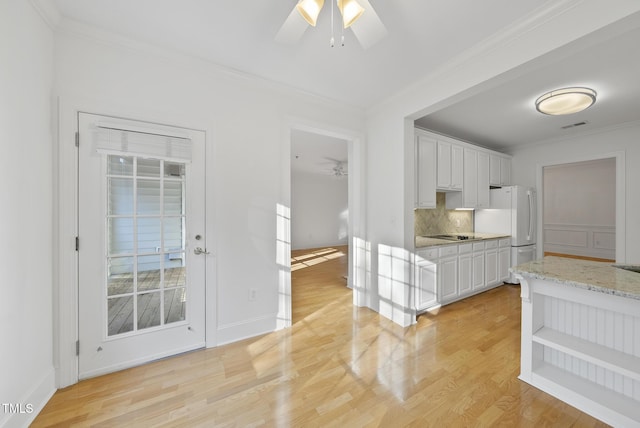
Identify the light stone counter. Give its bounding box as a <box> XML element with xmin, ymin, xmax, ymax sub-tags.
<box><xmin>415</xmin><ymin>232</ymin><xmax>510</xmax><ymax>248</ymax></box>
<box><xmin>512</xmin><ymin>256</ymin><xmax>640</xmax><ymax>300</ymax></box>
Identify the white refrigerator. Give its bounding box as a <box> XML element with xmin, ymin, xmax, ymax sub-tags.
<box><xmin>475</xmin><ymin>185</ymin><xmax>537</xmax><ymax>284</ymax></box>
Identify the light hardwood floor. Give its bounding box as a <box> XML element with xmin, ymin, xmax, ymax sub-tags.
<box><xmin>33</xmin><ymin>245</ymin><xmax>608</xmax><ymax>427</ymax></box>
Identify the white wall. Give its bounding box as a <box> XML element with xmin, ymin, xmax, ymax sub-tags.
<box><xmin>543</xmin><ymin>158</ymin><xmax>616</xmax><ymax>259</ymax></box>
<box><xmin>363</xmin><ymin>1</ymin><xmax>640</xmax><ymax>326</ymax></box>
<box><xmin>511</xmin><ymin>123</ymin><xmax>640</xmax><ymax>263</ymax></box>
<box><xmin>53</xmin><ymin>27</ymin><xmax>365</xmax><ymax>350</ymax></box>
<box><xmin>291</xmin><ymin>170</ymin><xmax>348</xmax><ymax>250</ymax></box>
<box><xmin>0</xmin><ymin>1</ymin><xmax>56</xmax><ymax>426</ymax></box>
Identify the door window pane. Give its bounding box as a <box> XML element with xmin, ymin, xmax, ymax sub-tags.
<box><xmin>137</xmin><ymin>179</ymin><xmax>161</xmax><ymax>215</ymax></box>
<box><xmin>164</xmin><ymin>162</ymin><xmax>184</xmax><ymax>178</ymax></box>
<box><xmin>164</xmin><ymin>263</ymin><xmax>185</xmax><ymax>288</ymax></box>
<box><xmin>137</xmin><ymin>217</ymin><xmax>161</xmax><ymax>253</ymax></box>
<box><xmin>137</xmin><ymin>255</ymin><xmax>162</xmax><ymax>291</ymax></box>
<box><xmin>138</xmin><ymin>158</ymin><xmax>161</xmax><ymax>177</ymax></box>
<box><xmin>107</xmin><ymin>257</ymin><xmax>134</xmax><ymax>296</ymax></box>
<box><xmin>164</xmin><ymin>287</ymin><xmax>186</xmax><ymax>324</ymax></box>
<box><xmin>163</xmin><ymin>181</ymin><xmax>183</xmax><ymax>215</ymax></box>
<box><xmin>108</xmin><ymin>296</ymin><xmax>134</xmax><ymax>335</ymax></box>
<box><xmin>138</xmin><ymin>292</ymin><xmax>161</xmax><ymax>330</ymax></box>
<box><xmin>108</xmin><ymin>178</ymin><xmax>133</xmax><ymax>215</ymax></box>
<box><xmin>108</xmin><ymin>155</ymin><xmax>133</xmax><ymax>176</ymax></box>
<box><xmin>108</xmin><ymin>218</ymin><xmax>134</xmax><ymax>255</ymax></box>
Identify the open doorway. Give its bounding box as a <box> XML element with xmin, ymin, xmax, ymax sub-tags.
<box><xmin>290</xmin><ymin>130</ymin><xmax>351</xmax><ymax>323</ymax></box>
<box><xmin>542</xmin><ymin>157</ymin><xmax>616</xmax><ymax>262</ymax></box>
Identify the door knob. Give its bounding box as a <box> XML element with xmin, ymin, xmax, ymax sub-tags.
<box><xmin>194</xmin><ymin>247</ymin><xmax>210</xmax><ymax>255</ymax></box>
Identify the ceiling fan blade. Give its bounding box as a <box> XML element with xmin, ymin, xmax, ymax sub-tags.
<box><xmin>350</xmin><ymin>0</ymin><xmax>387</xmax><ymax>49</ymax></box>
<box><xmin>275</xmin><ymin>6</ymin><xmax>309</xmax><ymax>45</ymax></box>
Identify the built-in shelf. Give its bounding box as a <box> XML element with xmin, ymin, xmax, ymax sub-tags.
<box><xmin>533</xmin><ymin>327</ymin><xmax>640</xmax><ymax>382</ymax></box>
<box><xmin>531</xmin><ymin>363</ymin><xmax>640</xmax><ymax>427</ymax></box>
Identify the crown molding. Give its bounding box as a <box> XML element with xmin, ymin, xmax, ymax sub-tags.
<box><xmin>28</xmin><ymin>0</ymin><xmax>61</xmax><ymax>29</ymax></box>
<box><xmin>54</xmin><ymin>17</ymin><xmax>364</xmax><ymax>115</ymax></box>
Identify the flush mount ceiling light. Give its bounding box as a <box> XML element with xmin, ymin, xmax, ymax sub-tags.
<box><xmin>535</xmin><ymin>87</ymin><xmax>597</xmax><ymax>115</ymax></box>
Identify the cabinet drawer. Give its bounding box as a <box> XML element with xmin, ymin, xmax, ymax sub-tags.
<box><xmin>439</xmin><ymin>245</ymin><xmax>458</xmax><ymax>257</ymax></box>
<box><xmin>499</xmin><ymin>238</ymin><xmax>511</xmax><ymax>247</ymax></box>
<box><xmin>485</xmin><ymin>240</ymin><xmax>498</xmax><ymax>249</ymax></box>
<box><xmin>473</xmin><ymin>242</ymin><xmax>485</xmax><ymax>252</ymax></box>
<box><xmin>458</xmin><ymin>243</ymin><xmax>473</xmax><ymax>254</ymax></box>
<box><xmin>418</xmin><ymin>248</ymin><xmax>439</xmax><ymax>260</ymax></box>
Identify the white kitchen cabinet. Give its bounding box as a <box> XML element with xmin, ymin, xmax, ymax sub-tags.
<box><xmin>477</xmin><ymin>151</ymin><xmax>490</xmax><ymax>208</ymax></box>
<box><xmin>485</xmin><ymin>241</ymin><xmax>499</xmax><ymax>287</ymax></box>
<box><xmin>490</xmin><ymin>154</ymin><xmax>512</xmax><ymax>186</ymax></box>
<box><xmin>415</xmin><ymin>248</ymin><xmax>438</xmax><ymax>311</ymax></box>
<box><xmin>437</xmin><ymin>141</ymin><xmax>463</xmax><ymax>191</ymax></box>
<box><xmin>472</xmin><ymin>243</ymin><xmax>485</xmax><ymax>291</ymax></box>
<box><xmin>439</xmin><ymin>256</ymin><xmax>458</xmax><ymax>303</ymax></box>
<box><xmin>415</xmin><ymin>133</ymin><xmax>437</xmax><ymax>208</ymax></box>
<box><xmin>438</xmin><ymin>245</ymin><xmax>458</xmax><ymax>303</ymax></box>
<box><xmin>498</xmin><ymin>238</ymin><xmax>511</xmax><ymax>283</ymax></box>
<box><xmin>458</xmin><ymin>243</ymin><xmax>473</xmax><ymax>297</ymax></box>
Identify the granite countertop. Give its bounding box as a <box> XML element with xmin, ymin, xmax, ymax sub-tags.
<box><xmin>415</xmin><ymin>232</ymin><xmax>511</xmax><ymax>248</ymax></box>
<box><xmin>511</xmin><ymin>256</ymin><xmax>640</xmax><ymax>300</ymax></box>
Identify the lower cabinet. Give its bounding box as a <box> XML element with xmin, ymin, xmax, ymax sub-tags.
<box><xmin>498</xmin><ymin>238</ymin><xmax>511</xmax><ymax>283</ymax></box>
<box><xmin>415</xmin><ymin>249</ymin><xmax>438</xmax><ymax>311</ymax></box>
<box><xmin>439</xmin><ymin>255</ymin><xmax>458</xmax><ymax>303</ymax></box>
<box><xmin>416</xmin><ymin>238</ymin><xmax>507</xmax><ymax>312</ymax></box>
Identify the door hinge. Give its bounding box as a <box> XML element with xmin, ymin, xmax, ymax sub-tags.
<box><xmin>76</xmin><ymin>340</ymin><xmax>79</xmax><ymax>356</ymax></box>
<box><xmin>75</xmin><ymin>236</ymin><xmax>79</xmax><ymax>251</ymax></box>
<box><xmin>75</xmin><ymin>132</ymin><xmax>79</xmax><ymax>147</ymax></box>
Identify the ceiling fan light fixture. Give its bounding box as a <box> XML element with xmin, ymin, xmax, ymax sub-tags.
<box><xmin>535</xmin><ymin>87</ymin><xmax>597</xmax><ymax>115</ymax></box>
<box><xmin>337</xmin><ymin>0</ymin><xmax>365</xmax><ymax>28</ymax></box>
<box><xmin>296</xmin><ymin>0</ymin><xmax>325</xmax><ymax>27</ymax></box>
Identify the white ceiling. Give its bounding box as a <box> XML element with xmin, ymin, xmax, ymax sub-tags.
<box><xmin>50</xmin><ymin>0</ymin><xmax>543</xmax><ymax>109</ymax></box>
<box><xmin>47</xmin><ymin>1</ymin><xmax>640</xmax><ymax>152</ymax></box>
<box><xmin>415</xmin><ymin>14</ymin><xmax>640</xmax><ymax>152</ymax></box>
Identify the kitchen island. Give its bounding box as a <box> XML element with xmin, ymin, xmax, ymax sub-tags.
<box><xmin>512</xmin><ymin>256</ymin><xmax>640</xmax><ymax>426</ymax></box>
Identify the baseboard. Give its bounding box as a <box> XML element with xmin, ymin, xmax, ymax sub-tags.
<box><xmin>544</xmin><ymin>252</ymin><xmax>615</xmax><ymax>263</ymax></box>
<box><xmin>1</xmin><ymin>368</ymin><xmax>56</xmax><ymax>428</ymax></box>
<box><xmin>216</xmin><ymin>314</ymin><xmax>278</xmax><ymax>346</ymax></box>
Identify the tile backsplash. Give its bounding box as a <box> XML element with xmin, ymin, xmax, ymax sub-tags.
<box><xmin>414</xmin><ymin>192</ymin><xmax>473</xmax><ymax>236</ymax></box>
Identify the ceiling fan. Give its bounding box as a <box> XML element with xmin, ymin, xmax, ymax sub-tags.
<box><xmin>321</xmin><ymin>157</ymin><xmax>348</xmax><ymax>177</ymax></box>
<box><xmin>276</xmin><ymin>0</ymin><xmax>387</xmax><ymax>49</ymax></box>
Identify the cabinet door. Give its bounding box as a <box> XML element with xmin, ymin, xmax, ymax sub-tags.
<box><xmin>437</xmin><ymin>141</ymin><xmax>451</xmax><ymax>189</ymax></box>
<box><xmin>416</xmin><ymin>134</ymin><xmax>437</xmax><ymax>208</ymax></box>
<box><xmin>463</xmin><ymin>148</ymin><xmax>478</xmax><ymax>207</ymax></box>
<box><xmin>489</xmin><ymin>154</ymin><xmax>501</xmax><ymax>186</ymax></box>
<box><xmin>416</xmin><ymin>259</ymin><xmax>437</xmax><ymax>310</ymax></box>
<box><xmin>485</xmin><ymin>249</ymin><xmax>498</xmax><ymax>286</ymax></box>
<box><xmin>458</xmin><ymin>253</ymin><xmax>472</xmax><ymax>296</ymax></box>
<box><xmin>439</xmin><ymin>256</ymin><xmax>458</xmax><ymax>303</ymax></box>
<box><xmin>477</xmin><ymin>151</ymin><xmax>490</xmax><ymax>208</ymax></box>
<box><xmin>451</xmin><ymin>145</ymin><xmax>464</xmax><ymax>190</ymax></box>
<box><xmin>498</xmin><ymin>247</ymin><xmax>510</xmax><ymax>282</ymax></box>
<box><xmin>472</xmin><ymin>251</ymin><xmax>485</xmax><ymax>290</ymax></box>
<box><xmin>500</xmin><ymin>157</ymin><xmax>511</xmax><ymax>185</ymax></box>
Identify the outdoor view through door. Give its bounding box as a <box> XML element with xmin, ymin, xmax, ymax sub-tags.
<box><xmin>78</xmin><ymin>113</ymin><xmax>206</xmax><ymax>379</ymax></box>
<box><xmin>106</xmin><ymin>156</ymin><xmax>187</xmax><ymax>335</ymax></box>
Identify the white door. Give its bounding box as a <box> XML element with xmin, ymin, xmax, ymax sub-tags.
<box><xmin>78</xmin><ymin>113</ymin><xmax>207</xmax><ymax>379</ymax></box>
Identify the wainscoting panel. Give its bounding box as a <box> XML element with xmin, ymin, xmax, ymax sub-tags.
<box><xmin>544</xmin><ymin>224</ymin><xmax>615</xmax><ymax>260</ymax></box>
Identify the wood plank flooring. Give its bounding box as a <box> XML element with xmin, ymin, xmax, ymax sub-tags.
<box><xmin>33</xmin><ymin>245</ymin><xmax>609</xmax><ymax>427</ymax></box>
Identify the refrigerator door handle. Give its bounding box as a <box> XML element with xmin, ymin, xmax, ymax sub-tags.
<box><xmin>527</xmin><ymin>191</ymin><xmax>534</xmax><ymax>241</ymax></box>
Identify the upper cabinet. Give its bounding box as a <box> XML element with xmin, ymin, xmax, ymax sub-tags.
<box><xmin>436</xmin><ymin>141</ymin><xmax>463</xmax><ymax>191</ymax></box>
<box><xmin>415</xmin><ymin>132</ymin><xmax>437</xmax><ymax>208</ymax></box>
<box><xmin>489</xmin><ymin>153</ymin><xmax>511</xmax><ymax>186</ymax></box>
<box><xmin>415</xmin><ymin>128</ymin><xmax>512</xmax><ymax>210</ymax></box>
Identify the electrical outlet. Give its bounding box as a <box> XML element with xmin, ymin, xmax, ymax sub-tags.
<box><xmin>248</xmin><ymin>288</ymin><xmax>257</xmax><ymax>301</ymax></box>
